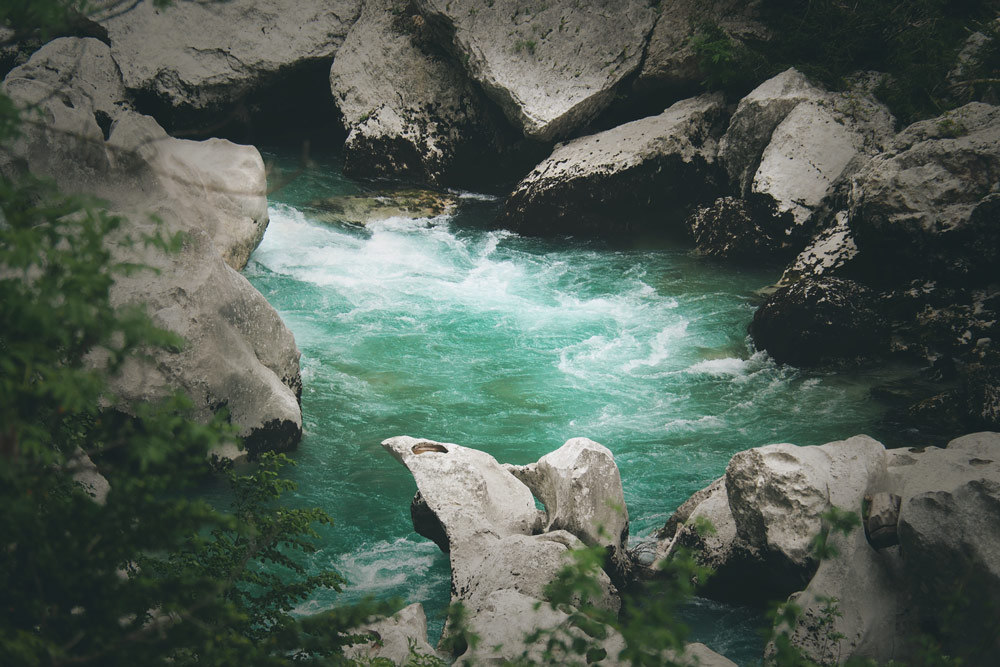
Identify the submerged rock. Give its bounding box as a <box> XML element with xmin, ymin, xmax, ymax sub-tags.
<box><xmin>307</xmin><ymin>188</ymin><xmax>458</xmax><ymax>227</ymax></box>
<box><xmin>749</xmin><ymin>276</ymin><xmax>888</xmax><ymax>367</ymax></box>
<box><xmin>330</xmin><ymin>0</ymin><xmax>510</xmax><ymax>186</ymax></box>
<box><xmin>415</xmin><ymin>0</ymin><xmax>657</xmax><ymax>141</ymax></box>
<box><xmin>99</xmin><ymin>0</ymin><xmax>361</xmax><ymax>120</ymax></box>
<box><xmin>497</xmin><ymin>93</ymin><xmax>726</xmax><ymax>235</ymax></box>
<box><xmin>2</xmin><ymin>37</ymin><xmax>302</xmax><ymax>455</ymax></box>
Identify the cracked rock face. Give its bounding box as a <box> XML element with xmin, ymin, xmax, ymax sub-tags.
<box><xmin>329</xmin><ymin>0</ymin><xmax>507</xmax><ymax>186</ymax></box>
<box><xmin>415</xmin><ymin>0</ymin><xmax>657</xmax><ymax>141</ymax></box>
<box><xmin>497</xmin><ymin>93</ymin><xmax>726</xmax><ymax>235</ymax></box>
<box><xmin>381</xmin><ymin>435</ymin><xmax>622</xmax><ymax>662</ymax></box>
<box><xmin>718</xmin><ymin>69</ymin><xmax>894</xmax><ymax>251</ymax></box>
<box><xmin>98</xmin><ymin>0</ymin><xmax>361</xmax><ymax>114</ymax></box>
<box><xmin>2</xmin><ymin>38</ymin><xmax>301</xmax><ymax>455</ymax></box>
<box><xmin>849</xmin><ymin>102</ymin><xmax>1000</xmax><ymax>284</ymax></box>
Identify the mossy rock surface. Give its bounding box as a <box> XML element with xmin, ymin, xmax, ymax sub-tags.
<box><xmin>307</xmin><ymin>188</ymin><xmax>459</xmax><ymax>227</ymax></box>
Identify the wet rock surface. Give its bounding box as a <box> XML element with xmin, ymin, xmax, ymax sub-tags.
<box><xmin>750</xmin><ymin>276</ymin><xmax>888</xmax><ymax>367</ymax></box>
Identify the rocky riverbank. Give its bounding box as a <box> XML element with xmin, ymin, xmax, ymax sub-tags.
<box><xmin>3</xmin><ymin>1</ymin><xmax>998</xmax><ymax>662</ymax></box>
<box><xmin>367</xmin><ymin>431</ymin><xmax>1000</xmax><ymax>665</ymax></box>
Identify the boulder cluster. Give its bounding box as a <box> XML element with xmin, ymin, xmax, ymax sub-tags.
<box><xmin>374</xmin><ymin>435</ymin><xmax>735</xmax><ymax>666</ymax></box>
<box><xmin>373</xmin><ymin>431</ymin><xmax>1000</xmax><ymax>664</ymax></box>
<box><xmin>5</xmin><ymin>1</ymin><xmax>991</xmax><ymax>438</ymax></box>
<box><xmin>651</xmin><ymin>432</ymin><xmax>1000</xmax><ymax>665</ymax></box>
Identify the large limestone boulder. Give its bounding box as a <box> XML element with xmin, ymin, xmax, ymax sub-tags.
<box><xmin>895</xmin><ymin>432</ymin><xmax>1000</xmax><ymax>658</ymax></box>
<box><xmin>97</xmin><ymin>0</ymin><xmax>361</xmax><ymax>116</ymax></box>
<box><xmin>506</xmin><ymin>437</ymin><xmax>630</xmax><ymax>584</ymax></box>
<box><xmin>770</xmin><ymin>433</ymin><xmax>1000</xmax><ymax>665</ymax></box>
<box><xmin>717</xmin><ymin>70</ymin><xmax>893</xmax><ymax>255</ymax></box>
<box><xmin>724</xmin><ymin>436</ymin><xmax>887</xmax><ymax>589</ymax></box>
<box><xmin>749</xmin><ymin>276</ymin><xmax>888</xmax><ymax>367</ymax></box>
<box><xmin>718</xmin><ymin>68</ymin><xmax>826</xmax><ymax>195</ymax></box>
<box><xmin>381</xmin><ymin>435</ymin><xmax>544</xmax><ymax>594</ymax></box>
<box><xmin>329</xmin><ymin>0</ymin><xmax>508</xmax><ymax>186</ymax></box>
<box><xmin>497</xmin><ymin>93</ymin><xmax>726</xmax><ymax>236</ymax></box>
<box><xmin>774</xmin><ymin>527</ymin><xmax>913</xmax><ymax>665</ymax></box>
<box><xmin>2</xmin><ymin>38</ymin><xmax>301</xmax><ymax>454</ymax></box>
<box><xmin>414</xmin><ymin>0</ymin><xmax>657</xmax><ymax>141</ymax></box>
<box><xmin>849</xmin><ymin>102</ymin><xmax>1000</xmax><ymax>284</ymax></box>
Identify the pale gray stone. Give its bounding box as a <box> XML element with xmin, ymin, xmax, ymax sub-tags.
<box><xmin>2</xmin><ymin>38</ymin><xmax>301</xmax><ymax>454</ymax></box>
<box><xmin>330</xmin><ymin>0</ymin><xmax>503</xmax><ymax>184</ymax></box>
<box><xmin>849</xmin><ymin>102</ymin><xmax>1000</xmax><ymax>281</ymax></box>
<box><xmin>415</xmin><ymin>0</ymin><xmax>657</xmax><ymax>141</ymax></box>
<box><xmin>726</xmin><ymin>436</ymin><xmax>887</xmax><ymax>571</ymax></box>
<box><xmin>97</xmin><ymin>0</ymin><xmax>361</xmax><ymax>112</ymax></box>
<box><xmin>498</xmin><ymin>93</ymin><xmax>725</xmax><ymax>235</ymax></box>
<box><xmin>344</xmin><ymin>603</ymin><xmax>441</xmax><ymax>665</ymax></box>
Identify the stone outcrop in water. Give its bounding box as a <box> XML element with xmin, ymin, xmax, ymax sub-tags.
<box><xmin>749</xmin><ymin>276</ymin><xmax>888</xmax><ymax>367</ymax></box>
<box><xmin>382</xmin><ymin>435</ymin><xmax>619</xmax><ymax>662</ymax></box>
<box><xmin>383</xmin><ymin>434</ymin><xmax>739</xmax><ymax>664</ymax></box>
<box><xmin>329</xmin><ymin>0</ymin><xmax>513</xmax><ymax>186</ymax></box>
<box><xmin>1</xmin><ymin>37</ymin><xmax>302</xmax><ymax>455</ymax></box>
<box><xmin>415</xmin><ymin>0</ymin><xmax>657</xmax><ymax>142</ymax></box>
<box><xmin>505</xmin><ymin>437</ymin><xmax>631</xmax><ymax>585</ymax></box>
<box><xmin>97</xmin><ymin>0</ymin><xmax>361</xmax><ymax>125</ymax></box>
<box><xmin>659</xmin><ymin>432</ymin><xmax>1000</xmax><ymax>665</ymax></box>
<box><xmin>497</xmin><ymin>93</ymin><xmax>726</xmax><ymax>235</ymax></box>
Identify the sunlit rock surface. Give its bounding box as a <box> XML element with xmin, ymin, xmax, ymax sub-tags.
<box><xmin>415</xmin><ymin>0</ymin><xmax>657</xmax><ymax>141</ymax></box>
<box><xmin>1</xmin><ymin>37</ymin><xmax>301</xmax><ymax>455</ymax></box>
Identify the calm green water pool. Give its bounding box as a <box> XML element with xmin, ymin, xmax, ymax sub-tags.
<box><xmin>242</xmin><ymin>150</ymin><xmax>898</xmax><ymax>663</ymax></box>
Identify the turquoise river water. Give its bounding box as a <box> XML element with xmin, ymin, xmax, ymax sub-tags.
<box><xmin>240</xmin><ymin>151</ymin><xmax>901</xmax><ymax>664</ymax></box>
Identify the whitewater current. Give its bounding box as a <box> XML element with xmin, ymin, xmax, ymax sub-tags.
<box><xmin>240</xmin><ymin>152</ymin><xmax>899</xmax><ymax>663</ymax></box>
